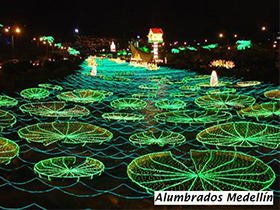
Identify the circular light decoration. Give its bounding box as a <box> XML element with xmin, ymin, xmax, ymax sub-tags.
<box><xmin>18</xmin><ymin>121</ymin><xmax>113</xmax><ymax>146</ymax></box>
<box><xmin>0</xmin><ymin>110</ymin><xmax>17</xmax><ymax>131</ymax></box>
<box><xmin>127</xmin><ymin>150</ymin><xmax>275</xmax><ymax>193</ymax></box>
<box><xmin>0</xmin><ymin>95</ymin><xmax>18</xmax><ymax>107</ymax></box>
<box><xmin>206</xmin><ymin>88</ymin><xmax>236</xmax><ymax>95</ymax></box>
<box><xmin>111</xmin><ymin>98</ymin><xmax>147</xmax><ymax>110</ymax></box>
<box><xmin>195</xmin><ymin>94</ymin><xmax>255</xmax><ymax>110</ymax></box>
<box><xmin>132</xmin><ymin>93</ymin><xmax>157</xmax><ymax>98</ymax></box>
<box><xmin>20</xmin><ymin>88</ymin><xmax>50</xmax><ymax>100</ymax></box>
<box><xmin>237</xmin><ymin>81</ymin><xmax>261</xmax><ymax>87</ymax></box>
<box><xmin>34</xmin><ymin>156</ymin><xmax>104</xmax><ymax>181</ymax></box>
<box><xmin>38</xmin><ymin>83</ymin><xmax>63</xmax><ymax>90</ymax></box>
<box><xmin>102</xmin><ymin>112</ymin><xmax>144</xmax><ymax>122</ymax></box>
<box><xmin>170</xmin><ymin>92</ymin><xmax>198</xmax><ymax>98</ymax></box>
<box><xmin>57</xmin><ymin>89</ymin><xmax>105</xmax><ymax>104</ymax></box>
<box><xmin>129</xmin><ymin>131</ymin><xmax>186</xmax><ymax>146</ymax></box>
<box><xmin>0</xmin><ymin>137</ymin><xmax>19</xmax><ymax>164</ymax></box>
<box><xmin>179</xmin><ymin>85</ymin><xmax>201</xmax><ymax>91</ymax></box>
<box><xmin>238</xmin><ymin>102</ymin><xmax>280</xmax><ymax>120</ymax></box>
<box><xmin>19</xmin><ymin>101</ymin><xmax>90</xmax><ymax>118</ymax></box>
<box><xmin>139</xmin><ymin>84</ymin><xmax>160</xmax><ymax>90</ymax></box>
<box><xmin>197</xmin><ymin>121</ymin><xmax>280</xmax><ymax>149</ymax></box>
<box><xmin>196</xmin><ymin>81</ymin><xmax>231</xmax><ymax>87</ymax></box>
<box><xmin>155</xmin><ymin>99</ymin><xmax>186</xmax><ymax>110</ymax></box>
<box><xmin>264</xmin><ymin>89</ymin><xmax>280</xmax><ymax>101</ymax></box>
<box><xmin>155</xmin><ymin>110</ymin><xmax>232</xmax><ymax>125</ymax></box>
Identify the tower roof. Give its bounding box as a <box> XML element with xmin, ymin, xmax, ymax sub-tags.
<box><xmin>150</xmin><ymin>28</ymin><xmax>163</xmax><ymax>34</ymax></box>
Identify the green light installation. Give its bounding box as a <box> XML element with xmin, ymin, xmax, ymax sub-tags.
<box><xmin>155</xmin><ymin>110</ymin><xmax>232</xmax><ymax>125</ymax></box>
<box><xmin>68</xmin><ymin>47</ymin><xmax>80</xmax><ymax>55</ymax></box>
<box><xmin>113</xmin><ymin>77</ymin><xmax>131</xmax><ymax>82</ymax></box>
<box><xmin>19</xmin><ymin>101</ymin><xmax>90</xmax><ymax>118</ymax></box>
<box><xmin>194</xmin><ymin>75</ymin><xmax>211</xmax><ymax>80</ymax></box>
<box><xmin>237</xmin><ymin>81</ymin><xmax>261</xmax><ymax>87</ymax></box>
<box><xmin>0</xmin><ymin>137</ymin><xmax>19</xmax><ymax>164</ymax></box>
<box><xmin>264</xmin><ymin>89</ymin><xmax>280</xmax><ymax>101</ymax></box>
<box><xmin>57</xmin><ymin>89</ymin><xmax>105</xmax><ymax>104</ymax></box>
<box><xmin>0</xmin><ymin>95</ymin><xmax>18</xmax><ymax>107</ymax></box>
<box><xmin>127</xmin><ymin>150</ymin><xmax>275</xmax><ymax>193</ymax></box>
<box><xmin>114</xmin><ymin>72</ymin><xmax>135</xmax><ymax>76</ymax></box>
<box><xmin>18</xmin><ymin>121</ymin><xmax>113</xmax><ymax>146</ymax></box>
<box><xmin>155</xmin><ymin>99</ymin><xmax>186</xmax><ymax>110</ymax></box>
<box><xmin>40</xmin><ymin>36</ymin><xmax>54</xmax><ymax>43</ymax></box>
<box><xmin>206</xmin><ymin>88</ymin><xmax>236</xmax><ymax>95</ymax></box>
<box><xmin>179</xmin><ymin>85</ymin><xmax>201</xmax><ymax>91</ymax></box>
<box><xmin>196</xmin><ymin>81</ymin><xmax>231</xmax><ymax>87</ymax></box>
<box><xmin>20</xmin><ymin>88</ymin><xmax>50</xmax><ymax>100</ymax></box>
<box><xmin>34</xmin><ymin>156</ymin><xmax>104</xmax><ymax>181</ymax></box>
<box><xmin>129</xmin><ymin>131</ymin><xmax>186</xmax><ymax>147</ymax></box>
<box><xmin>0</xmin><ymin>110</ymin><xmax>17</xmax><ymax>131</ymax></box>
<box><xmin>38</xmin><ymin>83</ymin><xmax>63</xmax><ymax>90</ymax></box>
<box><xmin>102</xmin><ymin>112</ymin><xmax>144</xmax><ymax>122</ymax></box>
<box><xmin>54</xmin><ymin>43</ymin><xmax>62</xmax><ymax>48</ymax></box>
<box><xmin>132</xmin><ymin>93</ymin><xmax>157</xmax><ymax>98</ymax></box>
<box><xmin>197</xmin><ymin>121</ymin><xmax>280</xmax><ymax>149</ymax></box>
<box><xmin>111</xmin><ymin>98</ymin><xmax>147</xmax><ymax>110</ymax></box>
<box><xmin>236</xmin><ymin>40</ymin><xmax>252</xmax><ymax>50</ymax></box>
<box><xmin>170</xmin><ymin>92</ymin><xmax>198</xmax><ymax>98</ymax></box>
<box><xmin>187</xmin><ymin>46</ymin><xmax>196</xmax><ymax>51</ymax></box>
<box><xmin>171</xmin><ymin>48</ymin><xmax>180</xmax><ymax>53</ymax></box>
<box><xmin>139</xmin><ymin>84</ymin><xmax>160</xmax><ymax>90</ymax></box>
<box><xmin>195</xmin><ymin>94</ymin><xmax>256</xmax><ymax>110</ymax></box>
<box><xmin>201</xmin><ymin>43</ymin><xmax>218</xmax><ymax>50</ymax></box>
<box><xmin>95</xmin><ymin>90</ymin><xmax>113</xmax><ymax>97</ymax></box>
<box><xmin>139</xmin><ymin>46</ymin><xmax>149</xmax><ymax>53</ymax></box>
<box><xmin>238</xmin><ymin>102</ymin><xmax>280</xmax><ymax>120</ymax></box>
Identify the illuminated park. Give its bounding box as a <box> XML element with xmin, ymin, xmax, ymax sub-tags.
<box><xmin>0</xmin><ymin>1</ymin><xmax>279</xmax><ymax>210</ymax></box>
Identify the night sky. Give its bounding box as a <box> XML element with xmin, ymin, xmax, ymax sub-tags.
<box><xmin>1</xmin><ymin>0</ymin><xmax>279</xmax><ymax>41</ymax></box>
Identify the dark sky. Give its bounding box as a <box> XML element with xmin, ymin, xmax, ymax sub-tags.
<box><xmin>1</xmin><ymin>0</ymin><xmax>279</xmax><ymax>41</ymax></box>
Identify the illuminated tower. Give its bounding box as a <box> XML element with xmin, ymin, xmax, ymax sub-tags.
<box><xmin>210</xmin><ymin>70</ymin><xmax>219</xmax><ymax>87</ymax></box>
<box><xmin>147</xmin><ymin>28</ymin><xmax>164</xmax><ymax>62</ymax></box>
<box><xmin>110</xmin><ymin>41</ymin><xmax>116</xmax><ymax>52</ymax></box>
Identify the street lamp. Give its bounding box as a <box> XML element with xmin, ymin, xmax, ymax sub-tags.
<box><xmin>4</xmin><ymin>26</ymin><xmax>21</xmax><ymax>59</ymax></box>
